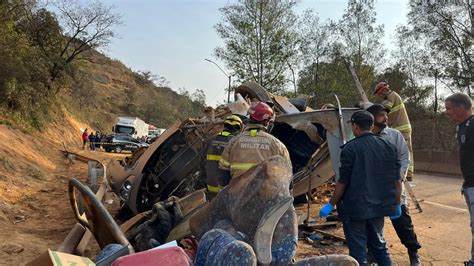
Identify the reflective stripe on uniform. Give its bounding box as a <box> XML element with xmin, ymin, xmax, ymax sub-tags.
<box><xmin>230</xmin><ymin>162</ymin><xmax>257</xmax><ymax>170</ymax></box>
<box><xmin>207</xmin><ymin>154</ymin><xmax>222</xmax><ymax>161</ymax></box>
<box><xmin>390</xmin><ymin>103</ymin><xmax>405</xmax><ymax>113</ymax></box>
<box><xmin>219</xmin><ymin>158</ymin><xmax>230</xmax><ymax>169</ymax></box>
<box><xmin>207</xmin><ymin>185</ymin><xmax>220</xmax><ymax>193</ymax></box>
<box><xmin>250</xmin><ymin>129</ymin><xmax>257</xmax><ymax>136</ymax></box>
<box><xmin>383</xmin><ymin>101</ymin><xmax>394</xmax><ymax>109</ymax></box>
<box><xmin>219</xmin><ymin>131</ymin><xmax>231</xmax><ymax>137</ymax></box>
<box><xmin>394</xmin><ymin>124</ymin><xmax>412</xmax><ymax>132</ymax></box>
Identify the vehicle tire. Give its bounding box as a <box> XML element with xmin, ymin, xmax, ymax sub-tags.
<box><xmin>235</xmin><ymin>81</ymin><xmax>273</xmax><ymax>103</ymax></box>
<box><xmin>105</xmin><ymin>148</ymin><xmax>111</xmax><ymax>153</ymax></box>
<box><xmin>115</xmin><ymin>146</ymin><xmax>122</xmax><ymax>153</ymax></box>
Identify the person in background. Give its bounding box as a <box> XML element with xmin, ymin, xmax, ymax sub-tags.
<box><xmin>82</xmin><ymin>128</ymin><xmax>88</xmax><ymax>150</ymax></box>
<box><xmin>95</xmin><ymin>131</ymin><xmax>101</xmax><ymax>149</ymax></box>
<box><xmin>444</xmin><ymin>92</ymin><xmax>474</xmax><ymax>266</ymax></box>
<box><xmin>319</xmin><ymin>110</ymin><xmax>402</xmax><ymax>265</ymax></box>
<box><xmin>89</xmin><ymin>131</ymin><xmax>96</xmax><ymax>151</ymax></box>
<box><xmin>373</xmin><ymin>81</ymin><xmax>415</xmax><ymax>181</ymax></box>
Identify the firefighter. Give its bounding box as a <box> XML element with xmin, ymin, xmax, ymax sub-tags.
<box><xmin>374</xmin><ymin>81</ymin><xmax>415</xmax><ymax>181</ymax></box>
<box><xmin>205</xmin><ymin>115</ymin><xmax>243</xmax><ymax>200</ymax></box>
<box><xmin>219</xmin><ymin>101</ymin><xmax>291</xmax><ymax>184</ymax></box>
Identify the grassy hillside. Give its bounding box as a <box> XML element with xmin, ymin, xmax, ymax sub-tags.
<box><xmin>60</xmin><ymin>49</ymin><xmax>204</xmax><ymax>133</ymax></box>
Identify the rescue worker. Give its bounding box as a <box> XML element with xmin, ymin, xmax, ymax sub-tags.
<box><xmin>205</xmin><ymin>115</ymin><xmax>243</xmax><ymax>200</ymax></box>
<box><xmin>374</xmin><ymin>81</ymin><xmax>415</xmax><ymax>181</ymax></box>
<box><xmin>219</xmin><ymin>101</ymin><xmax>291</xmax><ymax>183</ymax></box>
<box><xmin>367</xmin><ymin>104</ymin><xmax>421</xmax><ymax>266</ymax></box>
<box><xmin>444</xmin><ymin>93</ymin><xmax>474</xmax><ymax>266</ymax></box>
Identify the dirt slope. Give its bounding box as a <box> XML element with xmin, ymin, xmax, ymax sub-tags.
<box><xmin>0</xmin><ymin>110</ymin><xmax>121</xmax><ymax>265</ymax></box>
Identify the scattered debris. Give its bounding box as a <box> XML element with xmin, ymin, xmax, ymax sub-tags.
<box><xmin>312</xmin><ymin>229</ymin><xmax>346</xmax><ymax>243</ymax></box>
<box><xmin>2</xmin><ymin>244</ymin><xmax>24</xmax><ymax>254</ymax></box>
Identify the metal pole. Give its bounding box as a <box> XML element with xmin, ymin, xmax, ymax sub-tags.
<box><xmin>228</xmin><ymin>75</ymin><xmax>232</xmax><ymax>103</ymax></box>
<box><xmin>204</xmin><ymin>58</ymin><xmax>231</xmax><ymax>103</ymax></box>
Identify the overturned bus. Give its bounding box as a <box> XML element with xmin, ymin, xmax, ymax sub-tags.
<box><xmin>32</xmin><ymin>81</ymin><xmax>361</xmax><ymax>265</ymax></box>
<box><xmin>106</xmin><ymin>81</ymin><xmax>357</xmax><ymax>214</ymax></box>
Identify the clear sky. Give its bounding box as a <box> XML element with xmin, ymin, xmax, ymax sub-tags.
<box><xmin>100</xmin><ymin>0</ymin><xmax>409</xmax><ymax>106</ymax></box>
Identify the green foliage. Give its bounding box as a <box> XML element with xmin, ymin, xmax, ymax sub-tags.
<box><xmin>335</xmin><ymin>1</ymin><xmax>386</xmax><ymax>69</ymax></box>
<box><xmin>134</xmin><ymin>70</ymin><xmax>169</xmax><ymax>87</ymax></box>
<box><xmin>214</xmin><ymin>0</ymin><xmax>299</xmax><ymax>93</ymax></box>
<box><xmin>0</xmin><ymin>2</ymin><xmax>53</xmax><ymax>129</ymax></box>
<box><xmin>376</xmin><ymin>65</ymin><xmax>433</xmax><ymax>110</ymax></box>
<box><xmin>297</xmin><ymin>60</ymin><xmax>376</xmax><ymax>108</ymax></box>
<box><xmin>407</xmin><ymin>1</ymin><xmax>473</xmax><ymax>95</ymax></box>
<box><xmin>191</xmin><ymin>89</ymin><xmax>206</xmax><ymax>106</ymax></box>
<box><xmin>297</xmin><ymin>9</ymin><xmax>331</xmax><ymax>68</ymax></box>
<box><xmin>141</xmin><ymin>87</ymin><xmax>204</xmax><ymax>128</ymax></box>
<box><xmin>0</xmin><ymin>0</ymin><xmax>203</xmax><ymax>133</ymax></box>
<box><xmin>296</xmin><ymin>2</ymin><xmax>382</xmax><ymax>107</ymax></box>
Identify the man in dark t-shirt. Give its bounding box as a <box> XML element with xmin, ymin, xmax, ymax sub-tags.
<box><xmin>445</xmin><ymin>92</ymin><xmax>474</xmax><ymax>265</ymax></box>
<box><xmin>319</xmin><ymin>110</ymin><xmax>402</xmax><ymax>265</ymax></box>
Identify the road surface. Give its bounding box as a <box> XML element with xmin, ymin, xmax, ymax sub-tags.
<box><xmin>387</xmin><ymin>173</ymin><xmax>469</xmax><ymax>265</ymax></box>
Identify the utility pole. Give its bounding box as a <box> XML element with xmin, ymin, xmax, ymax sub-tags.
<box><xmin>205</xmin><ymin>58</ymin><xmax>232</xmax><ymax>103</ymax></box>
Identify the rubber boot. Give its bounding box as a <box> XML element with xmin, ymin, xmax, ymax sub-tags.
<box><xmin>408</xmin><ymin>249</ymin><xmax>421</xmax><ymax>266</ymax></box>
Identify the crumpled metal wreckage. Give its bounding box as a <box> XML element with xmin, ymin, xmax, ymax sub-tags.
<box><xmin>32</xmin><ymin>81</ymin><xmax>362</xmax><ymax>265</ymax></box>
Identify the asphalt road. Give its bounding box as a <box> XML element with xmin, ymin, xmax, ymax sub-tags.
<box><xmin>387</xmin><ymin>173</ymin><xmax>470</xmax><ymax>265</ymax></box>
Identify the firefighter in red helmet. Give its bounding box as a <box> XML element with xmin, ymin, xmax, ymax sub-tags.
<box><xmin>219</xmin><ymin>101</ymin><xmax>291</xmax><ymax>184</ymax></box>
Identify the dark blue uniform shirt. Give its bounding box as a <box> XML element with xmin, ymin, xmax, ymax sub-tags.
<box><xmin>337</xmin><ymin>132</ymin><xmax>401</xmax><ymax>220</ymax></box>
<box><xmin>457</xmin><ymin>115</ymin><xmax>474</xmax><ymax>188</ymax></box>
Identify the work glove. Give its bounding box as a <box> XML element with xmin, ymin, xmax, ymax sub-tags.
<box><xmin>390</xmin><ymin>204</ymin><xmax>402</xmax><ymax>220</ymax></box>
<box><xmin>319</xmin><ymin>202</ymin><xmax>334</xmax><ymax>218</ymax></box>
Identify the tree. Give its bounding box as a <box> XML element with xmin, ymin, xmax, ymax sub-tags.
<box><xmin>135</xmin><ymin>70</ymin><xmax>169</xmax><ymax>87</ymax></box>
<box><xmin>214</xmin><ymin>0</ymin><xmax>299</xmax><ymax>93</ymax></box>
<box><xmin>0</xmin><ymin>2</ymin><xmax>51</xmax><ymax>122</ymax></box>
<box><xmin>407</xmin><ymin>0</ymin><xmax>473</xmax><ymax>95</ymax></box>
<box><xmin>390</xmin><ymin>26</ymin><xmax>438</xmax><ymax>110</ymax></box>
<box><xmin>376</xmin><ymin>65</ymin><xmax>433</xmax><ymax>110</ymax></box>
<box><xmin>334</xmin><ymin>1</ymin><xmax>386</xmax><ymax>71</ymax></box>
<box><xmin>296</xmin><ymin>9</ymin><xmax>332</xmax><ymax>96</ymax></box>
<box><xmin>297</xmin><ymin>60</ymin><xmax>376</xmax><ymax>108</ymax></box>
<box><xmin>192</xmin><ymin>89</ymin><xmax>206</xmax><ymax>105</ymax></box>
<box><xmin>296</xmin><ymin>1</ymin><xmax>383</xmax><ymax>105</ymax></box>
<box><xmin>19</xmin><ymin>0</ymin><xmax>122</xmax><ymax>94</ymax></box>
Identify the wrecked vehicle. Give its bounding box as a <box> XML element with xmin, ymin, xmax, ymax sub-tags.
<box><xmin>31</xmin><ymin>81</ymin><xmax>362</xmax><ymax>265</ymax></box>
<box><xmin>102</xmin><ymin>134</ymin><xmax>149</xmax><ymax>153</ymax></box>
<box><xmin>106</xmin><ymin>81</ymin><xmax>358</xmax><ymax>214</ymax></box>
<box><xmin>31</xmin><ymin>154</ymin><xmax>357</xmax><ymax>265</ymax></box>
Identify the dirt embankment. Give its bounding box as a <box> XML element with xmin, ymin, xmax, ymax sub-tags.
<box><xmin>0</xmin><ymin>111</ymin><xmax>115</xmax><ymax>264</ymax></box>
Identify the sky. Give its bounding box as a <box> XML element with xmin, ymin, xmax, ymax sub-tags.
<box><xmin>100</xmin><ymin>0</ymin><xmax>409</xmax><ymax>106</ymax></box>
